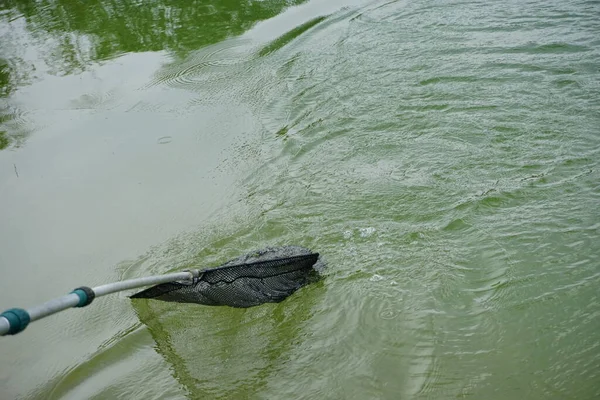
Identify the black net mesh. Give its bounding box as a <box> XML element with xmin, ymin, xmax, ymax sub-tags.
<box><xmin>131</xmin><ymin>246</ymin><xmax>322</xmax><ymax>308</ymax></box>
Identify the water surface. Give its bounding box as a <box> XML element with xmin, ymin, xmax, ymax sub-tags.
<box><xmin>1</xmin><ymin>0</ymin><xmax>599</xmax><ymax>399</ymax></box>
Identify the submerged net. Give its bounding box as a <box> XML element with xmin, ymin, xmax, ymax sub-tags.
<box><xmin>130</xmin><ymin>246</ymin><xmax>322</xmax><ymax>308</ymax></box>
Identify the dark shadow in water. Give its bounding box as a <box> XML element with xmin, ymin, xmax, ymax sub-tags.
<box><xmin>133</xmin><ymin>281</ymin><xmax>324</xmax><ymax>398</ymax></box>
<box><xmin>0</xmin><ymin>0</ymin><xmax>308</xmax><ymax>149</ymax></box>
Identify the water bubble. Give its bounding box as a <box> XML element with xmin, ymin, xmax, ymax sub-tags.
<box><xmin>379</xmin><ymin>308</ymin><xmax>399</xmax><ymax>320</ymax></box>
<box><xmin>157</xmin><ymin>136</ymin><xmax>172</xmax><ymax>144</ymax></box>
<box><xmin>359</xmin><ymin>227</ymin><xmax>376</xmax><ymax>237</ymax></box>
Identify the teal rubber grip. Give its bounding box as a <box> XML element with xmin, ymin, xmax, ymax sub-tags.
<box><xmin>71</xmin><ymin>286</ymin><xmax>95</xmax><ymax>307</ymax></box>
<box><xmin>1</xmin><ymin>308</ymin><xmax>31</xmax><ymax>335</ymax></box>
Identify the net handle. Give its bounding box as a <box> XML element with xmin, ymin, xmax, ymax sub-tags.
<box><xmin>0</xmin><ymin>270</ymin><xmax>200</xmax><ymax>337</ymax></box>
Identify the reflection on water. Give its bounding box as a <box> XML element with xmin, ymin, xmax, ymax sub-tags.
<box><xmin>1</xmin><ymin>0</ymin><xmax>307</xmax><ymax>60</ymax></box>
<box><xmin>0</xmin><ymin>55</ymin><xmax>15</xmax><ymax>149</ymax></box>
<box><xmin>0</xmin><ymin>0</ymin><xmax>307</xmax><ymax>149</ymax></box>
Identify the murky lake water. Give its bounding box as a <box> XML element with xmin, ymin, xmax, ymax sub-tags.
<box><xmin>1</xmin><ymin>0</ymin><xmax>599</xmax><ymax>398</ymax></box>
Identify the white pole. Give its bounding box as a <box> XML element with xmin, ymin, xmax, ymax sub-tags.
<box><xmin>1</xmin><ymin>270</ymin><xmax>199</xmax><ymax>336</ymax></box>
<box><xmin>93</xmin><ymin>271</ymin><xmax>195</xmax><ymax>296</ymax></box>
<box><xmin>0</xmin><ymin>317</ymin><xmax>9</xmax><ymax>335</ymax></box>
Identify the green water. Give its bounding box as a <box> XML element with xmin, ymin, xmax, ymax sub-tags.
<box><xmin>1</xmin><ymin>0</ymin><xmax>599</xmax><ymax>398</ymax></box>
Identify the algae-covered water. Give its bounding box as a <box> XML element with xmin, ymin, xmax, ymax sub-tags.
<box><xmin>1</xmin><ymin>0</ymin><xmax>599</xmax><ymax>399</ymax></box>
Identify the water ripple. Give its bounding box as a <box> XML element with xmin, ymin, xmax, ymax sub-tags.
<box><xmin>147</xmin><ymin>38</ymin><xmax>254</xmax><ymax>90</ymax></box>
<box><xmin>10</xmin><ymin>0</ymin><xmax>599</xmax><ymax>398</ymax></box>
